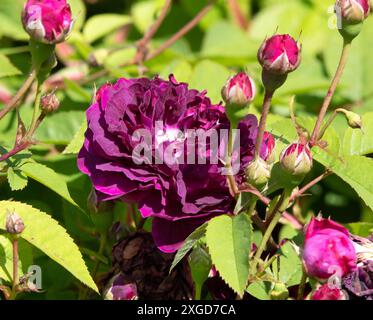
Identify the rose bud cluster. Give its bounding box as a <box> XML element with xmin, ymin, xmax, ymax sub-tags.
<box><xmin>221</xmin><ymin>72</ymin><xmax>256</xmax><ymax>107</ymax></box>
<box><xmin>78</xmin><ymin>75</ymin><xmax>268</xmax><ymax>252</ymax></box>
<box><xmin>280</xmin><ymin>142</ymin><xmax>313</xmax><ymax>176</ymax></box>
<box><xmin>311</xmin><ymin>284</ymin><xmax>346</xmax><ymax>300</ymax></box>
<box><xmin>302</xmin><ymin>217</ymin><xmax>357</xmax><ymax>280</ymax></box>
<box><xmin>22</xmin><ymin>0</ymin><xmax>73</xmax><ymax>44</ymax></box>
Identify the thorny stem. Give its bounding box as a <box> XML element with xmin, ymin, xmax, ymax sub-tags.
<box><xmin>0</xmin><ymin>70</ymin><xmax>36</xmax><ymax>120</ymax></box>
<box><xmin>9</xmin><ymin>237</ymin><xmax>19</xmax><ymax>300</ymax></box>
<box><xmin>290</xmin><ymin>170</ymin><xmax>332</xmax><ymax>202</ymax></box>
<box><xmin>250</xmin><ymin>189</ymin><xmax>292</xmax><ymax>276</ymax></box>
<box><xmin>254</xmin><ymin>90</ymin><xmax>273</xmax><ymax>159</ymax></box>
<box><xmin>227</xmin><ymin>0</ymin><xmax>249</xmax><ymax>30</ymax></box>
<box><xmin>80</xmin><ymin>1</ymin><xmax>215</xmax><ymax>85</ymax></box>
<box><xmin>28</xmin><ymin>81</ymin><xmax>42</xmax><ymax>137</ymax></box>
<box><xmin>239</xmin><ymin>184</ymin><xmax>303</xmax><ymax>230</ymax></box>
<box><xmin>135</xmin><ymin>0</ymin><xmax>172</xmax><ymax>63</ymax></box>
<box><xmin>310</xmin><ymin>40</ymin><xmax>352</xmax><ymax>145</ymax></box>
<box><xmin>226</xmin><ymin>126</ymin><xmax>239</xmax><ymax>196</ymax></box>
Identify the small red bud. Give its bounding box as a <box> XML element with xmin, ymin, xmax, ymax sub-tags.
<box><xmin>221</xmin><ymin>72</ymin><xmax>256</xmax><ymax>107</ymax></box>
<box><xmin>41</xmin><ymin>92</ymin><xmax>60</xmax><ymax>113</ymax></box>
<box><xmin>258</xmin><ymin>34</ymin><xmax>302</xmax><ymax>75</ymax></box>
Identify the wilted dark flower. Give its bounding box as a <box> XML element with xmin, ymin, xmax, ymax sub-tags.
<box><xmin>104</xmin><ymin>231</ymin><xmax>195</xmax><ymax>300</ymax></box>
<box><xmin>78</xmin><ymin>75</ymin><xmax>272</xmax><ymax>252</ymax></box>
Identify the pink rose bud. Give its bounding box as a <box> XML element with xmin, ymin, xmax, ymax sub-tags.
<box><xmin>41</xmin><ymin>92</ymin><xmax>60</xmax><ymax>113</ymax></box>
<box><xmin>303</xmin><ymin>217</ymin><xmax>357</xmax><ymax>280</ymax></box>
<box><xmin>258</xmin><ymin>34</ymin><xmax>301</xmax><ymax>75</ymax></box>
<box><xmin>262</xmin><ymin>131</ymin><xmax>276</xmax><ymax>163</ymax></box>
<box><xmin>311</xmin><ymin>283</ymin><xmax>346</xmax><ymax>300</ymax></box>
<box><xmin>221</xmin><ymin>72</ymin><xmax>256</xmax><ymax>107</ymax></box>
<box><xmin>280</xmin><ymin>142</ymin><xmax>312</xmax><ymax>176</ymax></box>
<box><xmin>104</xmin><ymin>274</ymin><xmax>138</xmax><ymax>300</ymax></box>
<box><xmin>336</xmin><ymin>0</ymin><xmax>370</xmax><ymax>24</ymax></box>
<box><xmin>22</xmin><ymin>0</ymin><xmax>73</xmax><ymax>44</ymax></box>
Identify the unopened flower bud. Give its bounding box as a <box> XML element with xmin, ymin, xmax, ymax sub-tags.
<box><xmin>303</xmin><ymin>217</ymin><xmax>357</xmax><ymax>279</ymax></box>
<box><xmin>335</xmin><ymin>0</ymin><xmax>371</xmax><ymax>40</ymax></box>
<box><xmin>246</xmin><ymin>157</ymin><xmax>271</xmax><ymax>188</ymax></box>
<box><xmin>258</xmin><ymin>34</ymin><xmax>302</xmax><ymax>76</ymax></box>
<box><xmin>222</xmin><ymin>72</ymin><xmax>256</xmax><ymax>107</ymax></box>
<box><xmin>311</xmin><ymin>283</ymin><xmax>346</xmax><ymax>300</ymax></box>
<box><xmin>342</xmin><ymin>110</ymin><xmax>363</xmax><ymax>129</ymax></box>
<box><xmin>280</xmin><ymin>142</ymin><xmax>312</xmax><ymax>176</ymax></box>
<box><xmin>104</xmin><ymin>274</ymin><xmax>138</xmax><ymax>300</ymax></box>
<box><xmin>41</xmin><ymin>92</ymin><xmax>60</xmax><ymax>113</ymax></box>
<box><xmin>336</xmin><ymin>0</ymin><xmax>370</xmax><ymax>24</ymax></box>
<box><xmin>22</xmin><ymin>0</ymin><xmax>73</xmax><ymax>44</ymax></box>
<box><xmin>270</xmin><ymin>282</ymin><xmax>289</xmax><ymax>300</ymax></box>
<box><xmin>261</xmin><ymin>131</ymin><xmax>276</xmax><ymax>164</ymax></box>
<box><xmin>6</xmin><ymin>211</ymin><xmax>25</xmax><ymax>235</ymax></box>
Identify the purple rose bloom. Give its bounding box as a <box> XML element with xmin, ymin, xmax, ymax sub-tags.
<box><xmin>78</xmin><ymin>75</ymin><xmax>271</xmax><ymax>252</ymax></box>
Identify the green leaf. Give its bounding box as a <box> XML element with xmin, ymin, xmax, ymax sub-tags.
<box><xmin>273</xmin><ymin>242</ymin><xmax>303</xmax><ymax>286</ymax></box>
<box><xmin>206</xmin><ymin>214</ymin><xmax>252</xmax><ymax>296</ymax></box>
<box><xmin>201</xmin><ymin>21</ymin><xmax>259</xmax><ymax>58</ymax></box>
<box><xmin>35</xmin><ymin>111</ymin><xmax>85</xmax><ymax>145</ymax></box>
<box><xmin>189</xmin><ymin>60</ymin><xmax>230</xmax><ymax>104</ymax></box>
<box><xmin>0</xmin><ymin>236</ymin><xmax>32</xmax><ymax>283</ymax></box>
<box><xmin>63</xmin><ymin>120</ymin><xmax>87</xmax><ymax>154</ymax></box>
<box><xmin>7</xmin><ymin>167</ymin><xmax>28</xmax><ymax>191</ymax></box>
<box><xmin>246</xmin><ymin>281</ymin><xmax>272</xmax><ymax>300</ymax></box>
<box><xmin>345</xmin><ymin>222</ymin><xmax>373</xmax><ymax>237</ymax></box>
<box><xmin>170</xmin><ymin>223</ymin><xmax>207</xmax><ymax>272</ymax></box>
<box><xmin>64</xmin><ymin>79</ymin><xmax>92</xmax><ymax>103</ymax></box>
<box><xmin>0</xmin><ymin>54</ymin><xmax>21</xmax><ymax>78</ymax></box>
<box><xmin>189</xmin><ymin>246</ymin><xmax>211</xmax><ymax>300</ymax></box>
<box><xmin>0</xmin><ymin>0</ymin><xmax>28</xmax><ymax>40</ymax></box>
<box><xmin>20</xmin><ymin>161</ymin><xmax>79</xmax><ymax>208</ymax></box>
<box><xmin>0</xmin><ymin>201</ymin><xmax>98</xmax><ymax>293</ymax></box>
<box><xmin>83</xmin><ymin>14</ymin><xmax>132</xmax><ymax>43</ymax></box>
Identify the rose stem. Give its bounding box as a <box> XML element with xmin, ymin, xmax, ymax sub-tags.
<box><xmin>226</xmin><ymin>126</ymin><xmax>239</xmax><ymax>196</ymax></box>
<box><xmin>296</xmin><ymin>268</ymin><xmax>308</xmax><ymax>300</ymax></box>
<box><xmin>254</xmin><ymin>90</ymin><xmax>274</xmax><ymax>159</ymax></box>
<box><xmin>81</xmin><ymin>1</ymin><xmax>215</xmax><ymax>85</ymax></box>
<box><xmin>310</xmin><ymin>40</ymin><xmax>352</xmax><ymax>145</ymax></box>
<box><xmin>0</xmin><ymin>69</ymin><xmax>36</xmax><ymax>120</ymax></box>
<box><xmin>290</xmin><ymin>170</ymin><xmax>332</xmax><ymax>202</ymax></box>
<box><xmin>80</xmin><ymin>232</ymin><xmax>107</xmax><ymax>300</ymax></box>
<box><xmin>9</xmin><ymin>237</ymin><xmax>19</xmax><ymax>300</ymax></box>
<box><xmin>249</xmin><ymin>188</ymin><xmax>292</xmax><ymax>276</ymax></box>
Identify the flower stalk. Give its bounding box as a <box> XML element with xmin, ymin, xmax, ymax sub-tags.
<box><xmin>310</xmin><ymin>40</ymin><xmax>352</xmax><ymax>145</ymax></box>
